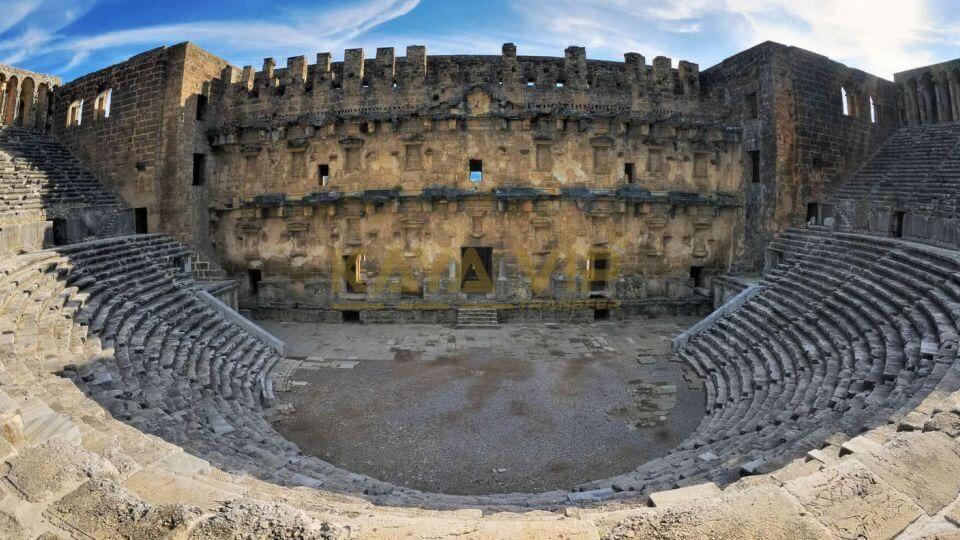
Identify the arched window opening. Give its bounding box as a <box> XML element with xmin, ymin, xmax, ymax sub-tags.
<box><xmin>907</xmin><ymin>79</ymin><xmax>921</xmax><ymax>124</ymax></box>
<box><xmin>3</xmin><ymin>76</ymin><xmax>19</xmax><ymax>126</ymax></box>
<box><xmin>0</xmin><ymin>74</ymin><xmax>6</xmax><ymax>126</ymax></box>
<box><xmin>922</xmin><ymin>73</ymin><xmax>938</xmax><ymax>123</ymax></box>
<box><xmin>869</xmin><ymin>96</ymin><xmax>879</xmax><ymax>124</ymax></box>
<box><xmin>67</xmin><ymin>99</ymin><xmax>83</xmax><ymax>127</ymax></box>
<box><xmin>35</xmin><ymin>83</ymin><xmax>50</xmax><ymax>130</ymax></box>
<box><xmin>941</xmin><ymin>76</ymin><xmax>954</xmax><ymax>122</ymax></box>
<box><xmin>17</xmin><ymin>77</ymin><xmax>34</xmax><ymax>128</ymax></box>
<box><xmin>95</xmin><ymin>88</ymin><xmax>111</xmax><ymax>119</ymax></box>
<box><xmin>840</xmin><ymin>86</ymin><xmax>850</xmax><ymax>116</ymax></box>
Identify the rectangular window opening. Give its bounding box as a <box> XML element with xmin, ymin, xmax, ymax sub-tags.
<box><xmin>196</xmin><ymin>94</ymin><xmax>208</xmax><ymax>121</ymax></box>
<box><xmin>469</xmin><ymin>159</ymin><xmax>483</xmax><ymax>182</ymax></box>
<box><xmin>892</xmin><ymin>211</ymin><xmax>905</xmax><ymax>238</ymax></box>
<box><xmin>192</xmin><ymin>153</ymin><xmax>206</xmax><ymax>186</ymax></box>
<box><xmin>318</xmin><ymin>163</ymin><xmax>330</xmax><ymax>186</ymax></box>
<box><xmin>460</xmin><ymin>247</ymin><xmax>493</xmax><ymax>294</ymax></box>
<box><xmin>624</xmin><ymin>162</ymin><xmax>635</xmax><ymax>183</ymax></box>
<box><xmin>589</xmin><ymin>252</ymin><xmax>610</xmax><ymax>293</ymax></box>
<box><xmin>342</xmin><ymin>310</ymin><xmax>361</xmax><ymax>323</ymax></box>
<box><xmin>749</xmin><ymin>150</ymin><xmax>761</xmax><ymax>184</ymax></box>
<box><xmin>134</xmin><ymin>207</ymin><xmax>148</xmax><ymax>234</ymax></box>
<box><xmin>247</xmin><ymin>269</ymin><xmax>262</xmax><ymax>296</ymax></box>
<box><xmin>806</xmin><ymin>202</ymin><xmax>819</xmax><ymax>225</ymax></box>
<box><xmin>51</xmin><ymin>218</ymin><xmax>68</xmax><ymax>247</ymax></box>
<box><xmin>593</xmin><ymin>308</ymin><xmax>610</xmax><ymax>321</ymax></box>
<box><xmin>690</xmin><ymin>266</ymin><xmax>705</xmax><ymax>289</ymax></box>
<box><xmin>343</xmin><ymin>254</ymin><xmax>366</xmax><ymax>293</ymax></box>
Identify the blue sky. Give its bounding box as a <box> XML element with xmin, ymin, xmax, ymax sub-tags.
<box><xmin>3</xmin><ymin>0</ymin><xmax>959</xmax><ymax>82</ymax></box>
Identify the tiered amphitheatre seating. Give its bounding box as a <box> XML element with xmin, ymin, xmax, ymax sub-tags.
<box><xmin>0</xmin><ymin>126</ymin><xmax>123</xmax><ymax>218</ymax></box>
<box><xmin>576</xmin><ymin>227</ymin><xmax>960</xmax><ymax>496</ymax></box>
<box><xmin>0</xmin><ymin>233</ymin><xmax>537</xmax><ymax>509</ymax></box>
<box><xmin>831</xmin><ymin>123</ymin><xmax>960</xmax><ymax>207</ymax></box>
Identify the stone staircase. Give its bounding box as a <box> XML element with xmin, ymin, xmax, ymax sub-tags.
<box><xmin>456</xmin><ymin>307</ymin><xmax>499</xmax><ymax>328</ymax></box>
<box><xmin>0</xmin><ymin>126</ymin><xmax>124</xmax><ymax>218</ymax></box>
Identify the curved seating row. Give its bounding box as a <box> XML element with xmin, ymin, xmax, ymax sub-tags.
<box><xmin>575</xmin><ymin>227</ymin><xmax>960</xmax><ymax>496</ymax></box>
<box><xmin>0</xmin><ymin>126</ymin><xmax>123</xmax><ymax>218</ymax></box>
<box><xmin>831</xmin><ymin>123</ymin><xmax>960</xmax><ymax>207</ymax></box>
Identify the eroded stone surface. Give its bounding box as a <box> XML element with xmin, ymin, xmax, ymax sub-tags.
<box><xmin>603</xmin><ymin>486</ymin><xmax>830</xmax><ymax>539</ymax></box>
<box><xmin>855</xmin><ymin>432</ymin><xmax>960</xmax><ymax>515</ymax></box>
<box><xmin>785</xmin><ymin>460</ymin><xmax>924</xmax><ymax>539</ymax></box>
<box><xmin>5</xmin><ymin>439</ymin><xmax>118</xmax><ymax>503</ymax></box>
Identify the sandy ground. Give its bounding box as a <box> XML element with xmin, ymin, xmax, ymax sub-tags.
<box><xmin>262</xmin><ymin>318</ymin><xmax>705</xmax><ymax>495</ymax></box>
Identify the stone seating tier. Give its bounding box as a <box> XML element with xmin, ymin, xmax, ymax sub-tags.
<box><xmin>0</xmin><ymin>231</ymin><xmax>958</xmax><ymax>535</ymax></box>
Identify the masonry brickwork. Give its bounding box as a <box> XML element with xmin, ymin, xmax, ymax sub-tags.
<box><xmin>48</xmin><ymin>41</ymin><xmax>898</xmax><ymax>317</ymax></box>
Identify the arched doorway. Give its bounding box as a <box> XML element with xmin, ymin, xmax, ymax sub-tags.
<box><xmin>3</xmin><ymin>76</ymin><xmax>18</xmax><ymax>126</ymax></box>
<box><xmin>17</xmin><ymin>77</ymin><xmax>34</xmax><ymax>127</ymax></box>
<box><xmin>921</xmin><ymin>72</ymin><xmax>938</xmax><ymax>123</ymax></box>
<box><xmin>35</xmin><ymin>83</ymin><xmax>50</xmax><ymax>130</ymax></box>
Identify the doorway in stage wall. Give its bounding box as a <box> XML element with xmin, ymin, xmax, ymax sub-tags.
<box><xmin>589</xmin><ymin>249</ymin><xmax>611</xmax><ymax>295</ymax></box>
<box><xmin>460</xmin><ymin>247</ymin><xmax>493</xmax><ymax>294</ymax></box>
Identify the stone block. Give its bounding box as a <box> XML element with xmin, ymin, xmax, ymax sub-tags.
<box><xmin>785</xmin><ymin>460</ymin><xmax>924</xmax><ymax>539</ymax></box>
<box><xmin>648</xmin><ymin>482</ymin><xmax>720</xmax><ymax>507</ymax></box>
<box><xmin>854</xmin><ymin>431</ymin><xmax>960</xmax><ymax>515</ymax></box>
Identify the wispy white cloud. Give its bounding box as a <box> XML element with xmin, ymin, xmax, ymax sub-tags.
<box><xmin>724</xmin><ymin>0</ymin><xmax>936</xmax><ymax>77</ymax></box>
<box><xmin>1</xmin><ymin>0</ymin><xmax>957</xmax><ymax>81</ymax></box>
<box><xmin>0</xmin><ymin>0</ymin><xmax>97</xmax><ymax>66</ymax></box>
<box><xmin>504</xmin><ymin>0</ymin><xmax>948</xmax><ymax>78</ymax></box>
<box><xmin>0</xmin><ymin>0</ymin><xmax>419</xmax><ymax>76</ymax></box>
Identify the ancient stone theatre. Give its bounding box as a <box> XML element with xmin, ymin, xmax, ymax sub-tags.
<box><xmin>0</xmin><ymin>33</ymin><xmax>957</xmax><ymax>538</ymax></box>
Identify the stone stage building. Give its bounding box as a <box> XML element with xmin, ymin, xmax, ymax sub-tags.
<box><xmin>0</xmin><ymin>39</ymin><xmax>956</xmax><ymax>538</ymax></box>
<box><xmin>44</xmin><ymin>41</ymin><xmax>899</xmax><ymax>322</ymax></box>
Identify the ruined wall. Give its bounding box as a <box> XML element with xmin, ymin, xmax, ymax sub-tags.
<box><xmin>202</xmin><ymin>44</ymin><xmax>744</xmax><ymax>311</ymax></box>
<box><xmin>895</xmin><ymin>59</ymin><xmax>960</xmax><ymax>125</ymax></box>
<box><xmin>52</xmin><ymin>47</ymin><xmax>171</xmax><ymax>233</ymax></box>
<box><xmin>157</xmin><ymin>44</ymin><xmax>229</xmax><ymax>249</ymax></box>
<box><xmin>45</xmin><ymin>40</ymin><xmax>908</xmax><ymax>311</ymax></box>
<box><xmin>51</xmin><ymin>44</ymin><xmax>228</xmax><ymax>242</ymax></box>
<box><xmin>701</xmin><ymin>42</ymin><xmax>898</xmax><ymax>270</ymax></box>
<box><xmin>0</xmin><ymin>64</ymin><xmax>59</xmax><ymax>130</ymax></box>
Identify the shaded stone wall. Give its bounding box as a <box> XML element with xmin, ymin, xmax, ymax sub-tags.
<box><xmin>51</xmin><ymin>47</ymin><xmax>172</xmax><ymax>234</ymax></box>
<box><xmin>896</xmin><ymin>58</ymin><xmax>960</xmax><ymax>125</ymax></box>
<box><xmin>702</xmin><ymin>42</ymin><xmax>899</xmax><ymax>270</ymax></box>
<box><xmin>50</xmin><ymin>44</ymin><xmax>228</xmax><ymax>245</ymax></box>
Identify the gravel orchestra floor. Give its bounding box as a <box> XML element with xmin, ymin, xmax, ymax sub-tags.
<box><xmin>262</xmin><ymin>318</ymin><xmax>705</xmax><ymax>494</ymax></box>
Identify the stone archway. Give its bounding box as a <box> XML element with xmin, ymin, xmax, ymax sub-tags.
<box><xmin>35</xmin><ymin>83</ymin><xmax>50</xmax><ymax>131</ymax></box>
<box><xmin>17</xmin><ymin>77</ymin><xmax>34</xmax><ymax>127</ymax></box>
<box><xmin>3</xmin><ymin>76</ymin><xmax>18</xmax><ymax>126</ymax></box>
